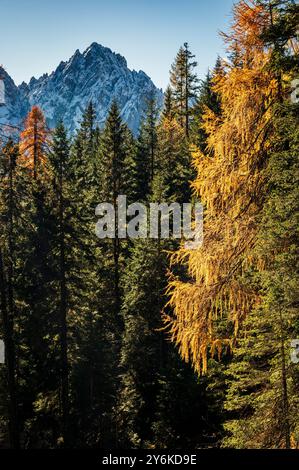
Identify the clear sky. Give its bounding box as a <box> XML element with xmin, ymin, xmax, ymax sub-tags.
<box><xmin>0</xmin><ymin>0</ymin><xmax>235</xmax><ymax>90</ymax></box>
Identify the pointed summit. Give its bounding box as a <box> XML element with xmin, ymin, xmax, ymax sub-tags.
<box><xmin>1</xmin><ymin>44</ymin><xmax>163</xmax><ymax>135</ymax></box>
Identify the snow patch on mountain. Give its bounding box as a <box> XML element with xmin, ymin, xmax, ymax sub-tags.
<box><xmin>0</xmin><ymin>44</ymin><xmax>163</xmax><ymax>135</ymax></box>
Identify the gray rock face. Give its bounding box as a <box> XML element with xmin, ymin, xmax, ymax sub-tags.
<box><xmin>0</xmin><ymin>67</ymin><xmax>28</xmax><ymax>130</ymax></box>
<box><xmin>0</xmin><ymin>43</ymin><xmax>163</xmax><ymax>135</ymax></box>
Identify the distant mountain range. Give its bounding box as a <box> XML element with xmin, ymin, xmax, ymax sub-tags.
<box><xmin>0</xmin><ymin>43</ymin><xmax>163</xmax><ymax>135</ymax></box>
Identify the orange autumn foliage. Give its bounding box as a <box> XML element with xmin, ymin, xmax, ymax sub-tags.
<box><xmin>19</xmin><ymin>106</ymin><xmax>49</xmax><ymax>178</ymax></box>
<box><xmin>164</xmin><ymin>1</ymin><xmax>283</xmax><ymax>374</ymax></box>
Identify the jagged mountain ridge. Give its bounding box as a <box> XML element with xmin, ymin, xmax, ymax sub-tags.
<box><xmin>0</xmin><ymin>43</ymin><xmax>163</xmax><ymax>135</ymax></box>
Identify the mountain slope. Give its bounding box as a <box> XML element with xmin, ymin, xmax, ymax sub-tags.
<box><xmin>0</xmin><ymin>43</ymin><xmax>163</xmax><ymax>135</ymax></box>
<box><xmin>0</xmin><ymin>66</ymin><xmax>28</xmax><ymax>130</ymax></box>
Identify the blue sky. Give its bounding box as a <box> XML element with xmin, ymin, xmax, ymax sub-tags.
<box><xmin>0</xmin><ymin>0</ymin><xmax>235</xmax><ymax>89</ymax></box>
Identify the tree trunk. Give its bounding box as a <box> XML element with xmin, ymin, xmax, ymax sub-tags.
<box><xmin>113</xmin><ymin>200</ymin><xmax>120</xmax><ymax>319</ymax></box>
<box><xmin>59</xmin><ymin>162</ymin><xmax>69</xmax><ymax>446</ymax></box>
<box><xmin>33</xmin><ymin>120</ymin><xmax>38</xmax><ymax>180</ymax></box>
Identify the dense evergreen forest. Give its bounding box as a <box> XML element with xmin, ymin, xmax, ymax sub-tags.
<box><xmin>0</xmin><ymin>0</ymin><xmax>298</xmax><ymax>449</ymax></box>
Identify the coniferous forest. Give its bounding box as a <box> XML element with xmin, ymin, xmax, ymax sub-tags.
<box><xmin>0</xmin><ymin>0</ymin><xmax>299</xmax><ymax>451</ymax></box>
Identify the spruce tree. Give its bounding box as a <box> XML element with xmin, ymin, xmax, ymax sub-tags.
<box><xmin>156</xmin><ymin>116</ymin><xmax>192</xmax><ymax>204</ymax></box>
<box><xmin>49</xmin><ymin>122</ymin><xmax>71</xmax><ymax>446</ymax></box>
<box><xmin>0</xmin><ymin>140</ymin><xmax>20</xmax><ymax>448</ymax></box>
<box><xmin>134</xmin><ymin>96</ymin><xmax>159</xmax><ymax>200</ymax></box>
<box><xmin>98</xmin><ymin>101</ymin><xmax>131</xmax><ymax>320</ymax></box>
<box><xmin>191</xmin><ymin>60</ymin><xmax>222</xmax><ymax>149</ymax></box>
<box><xmin>162</xmin><ymin>86</ymin><xmax>175</xmax><ymax>121</ymax></box>
<box><xmin>170</xmin><ymin>43</ymin><xmax>199</xmax><ymax>137</ymax></box>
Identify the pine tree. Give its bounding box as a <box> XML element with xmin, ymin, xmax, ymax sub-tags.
<box><xmin>162</xmin><ymin>86</ymin><xmax>175</xmax><ymax>121</ymax></box>
<box><xmin>134</xmin><ymin>96</ymin><xmax>159</xmax><ymax>200</ymax></box>
<box><xmin>98</xmin><ymin>101</ymin><xmax>130</xmax><ymax>320</ymax></box>
<box><xmin>117</xmin><ymin>89</ymin><xmax>220</xmax><ymax>447</ymax></box>
<box><xmin>81</xmin><ymin>101</ymin><xmax>136</xmax><ymax>447</ymax></box>
<box><xmin>15</xmin><ymin>106</ymin><xmax>61</xmax><ymax>446</ymax></box>
<box><xmin>49</xmin><ymin>122</ymin><xmax>70</xmax><ymax>446</ymax></box>
<box><xmin>0</xmin><ymin>140</ymin><xmax>20</xmax><ymax>448</ymax></box>
<box><xmin>117</xmin><ymin>237</ymin><xmax>166</xmax><ymax>447</ymax></box>
<box><xmin>191</xmin><ymin>60</ymin><xmax>222</xmax><ymax>150</ymax></box>
<box><xmin>117</xmin><ymin>143</ymin><xmax>223</xmax><ymax>448</ymax></box>
<box><xmin>156</xmin><ymin>116</ymin><xmax>192</xmax><ymax>204</ymax></box>
<box><xmin>66</xmin><ymin>104</ymin><xmax>108</xmax><ymax>447</ymax></box>
<box><xmin>170</xmin><ymin>43</ymin><xmax>199</xmax><ymax>137</ymax></box>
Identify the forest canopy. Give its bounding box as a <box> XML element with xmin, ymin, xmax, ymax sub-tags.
<box><xmin>0</xmin><ymin>0</ymin><xmax>298</xmax><ymax>450</ymax></box>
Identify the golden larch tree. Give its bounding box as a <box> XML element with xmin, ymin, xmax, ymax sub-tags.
<box><xmin>164</xmin><ymin>0</ymin><xmax>281</xmax><ymax>374</ymax></box>
<box><xmin>19</xmin><ymin>106</ymin><xmax>49</xmax><ymax>179</ymax></box>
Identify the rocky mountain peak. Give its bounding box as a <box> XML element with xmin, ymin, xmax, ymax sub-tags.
<box><xmin>0</xmin><ymin>43</ymin><xmax>163</xmax><ymax>135</ymax></box>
